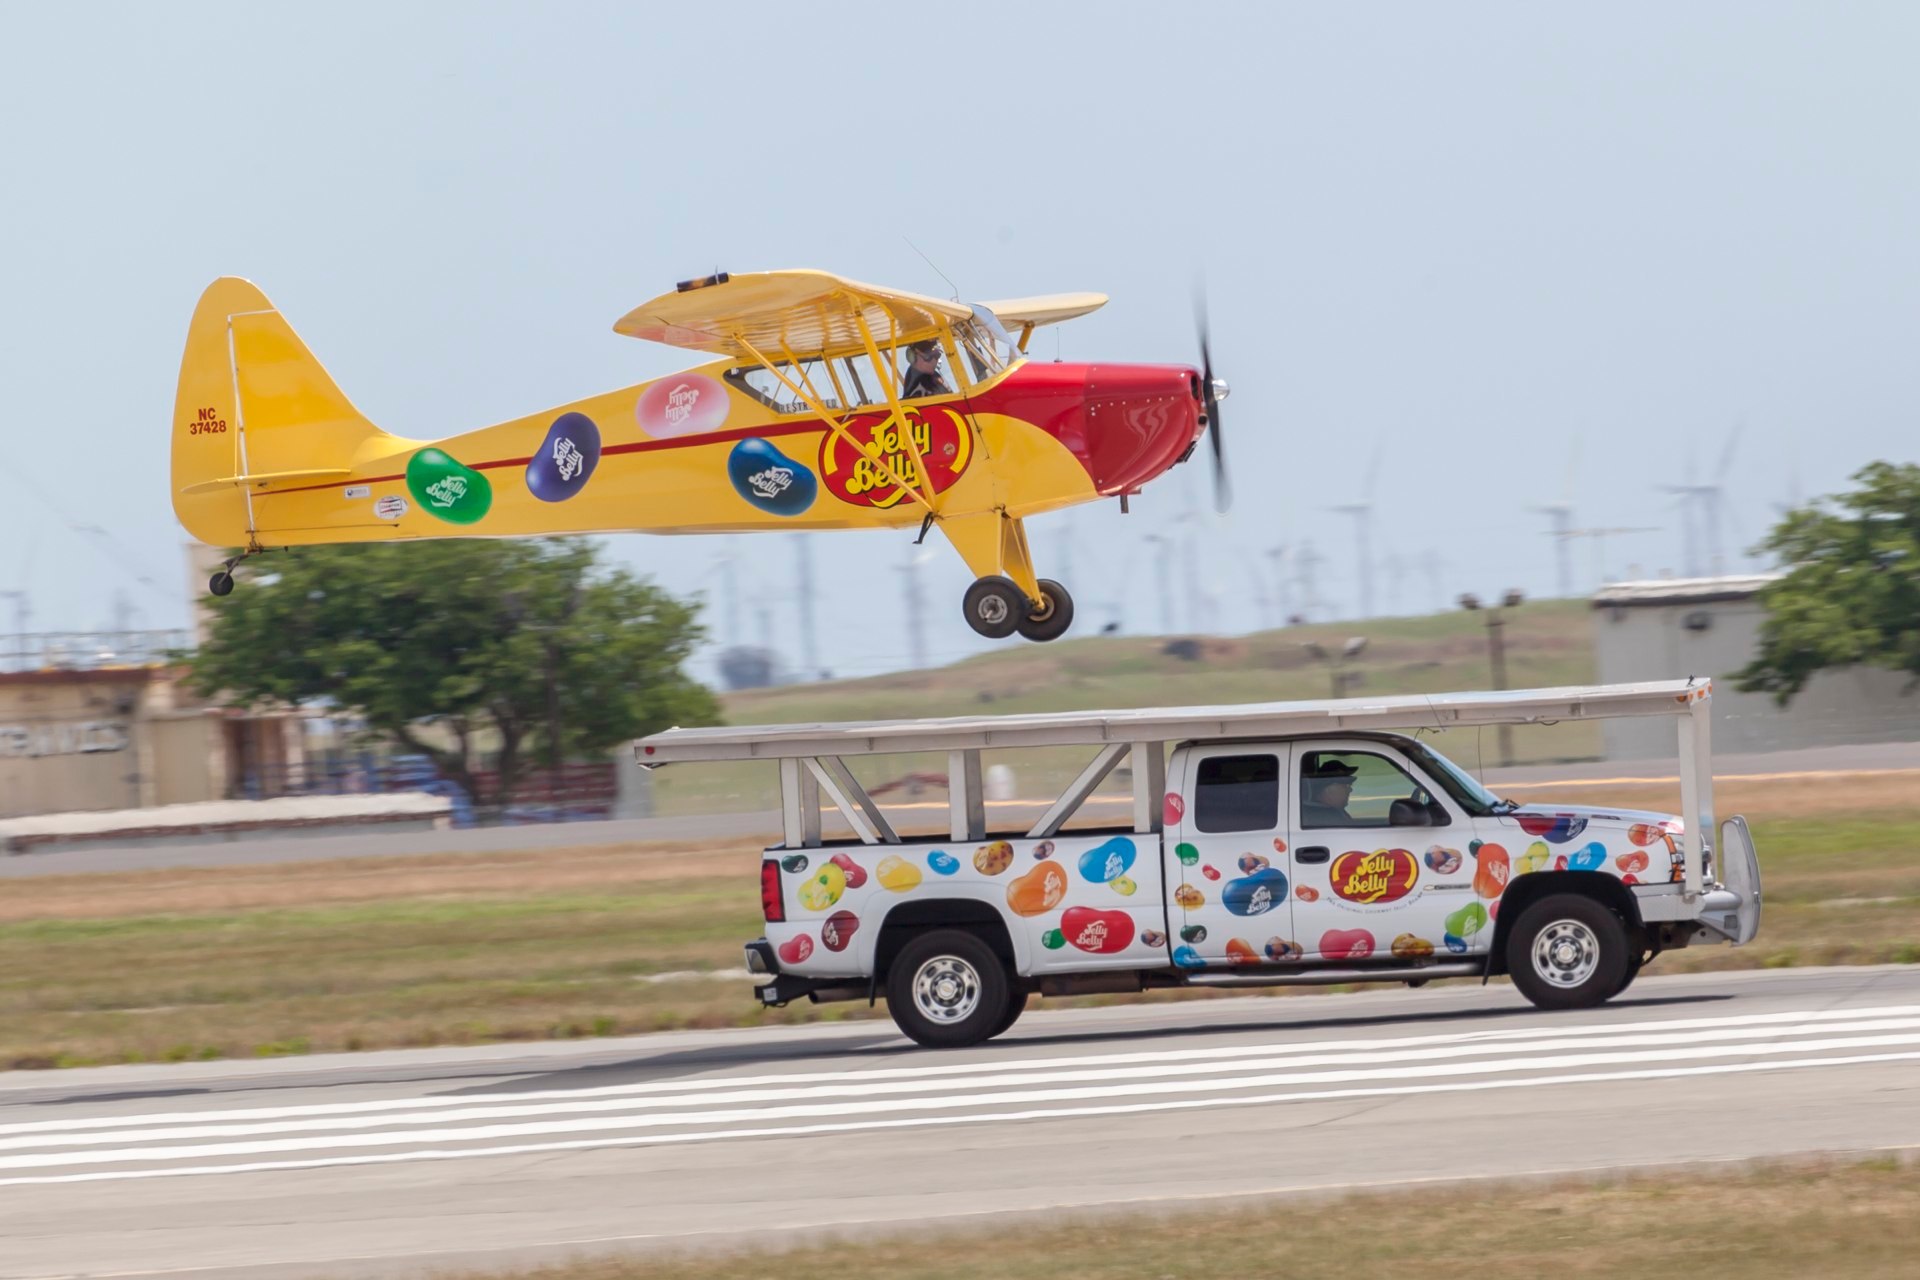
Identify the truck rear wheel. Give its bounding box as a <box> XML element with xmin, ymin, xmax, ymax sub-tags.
<box><xmin>885</xmin><ymin>929</ymin><xmax>1013</xmax><ymax>1048</ymax></box>
<box><xmin>1506</xmin><ymin>894</ymin><xmax>1630</xmax><ymax>1011</ymax></box>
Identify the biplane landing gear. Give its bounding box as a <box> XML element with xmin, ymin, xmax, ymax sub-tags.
<box><xmin>962</xmin><ymin>576</ymin><xmax>1024</xmax><ymax>639</ymax></box>
<box><xmin>1016</xmin><ymin>579</ymin><xmax>1074</xmax><ymax>643</ymax></box>
<box><xmin>961</xmin><ymin>576</ymin><xmax>1075</xmax><ymax>642</ymax></box>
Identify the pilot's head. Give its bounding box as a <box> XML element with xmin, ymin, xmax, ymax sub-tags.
<box><xmin>1307</xmin><ymin>758</ymin><xmax>1358</xmax><ymax>808</ymax></box>
<box><xmin>908</xmin><ymin>340</ymin><xmax>943</xmax><ymax>370</ymax></box>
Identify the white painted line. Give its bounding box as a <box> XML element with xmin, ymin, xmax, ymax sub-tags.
<box><xmin>9</xmin><ymin>1002</ymin><xmax>1913</xmax><ymax>1137</ymax></box>
<box><xmin>11</xmin><ymin>1014</ymin><xmax>1918</xmax><ymax>1152</ymax></box>
<box><xmin>6</xmin><ymin>1030</ymin><xmax>1919</xmax><ymax>1172</ymax></box>
<box><xmin>4</xmin><ymin>1050</ymin><xmax>1914</xmax><ymax>1187</ymax></box>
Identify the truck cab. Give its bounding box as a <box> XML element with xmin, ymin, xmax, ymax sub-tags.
<box><xmin>637</xmin><ymin>681</ymin><xmax>1763</xmax><ymax>1047</ymax></box>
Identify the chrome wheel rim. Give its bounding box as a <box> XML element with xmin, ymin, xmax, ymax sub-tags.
<box><xmin>912</xmin><ymin>955</ymin><xmax>982</xmax><ymax>1025</ymax></box>
<box><xmin>976</xmin><ymin>595</ymin><xmax>1009</xmax><ymax>626</ymax></box>
<box><xmin>1532</xmin><ymin>918</ymin><xmax>1601</xmax><ymax>989</ymax></box>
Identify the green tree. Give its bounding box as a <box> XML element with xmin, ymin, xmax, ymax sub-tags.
<box><xmin>190</xmin><ymin>539</ymin><xmax>720</xmax><ymax>815</ymax></box>
<box><xmin>1736</xmin><ymin>461</ymin><xmax>1920</xmax><ymax>703</ymax></box>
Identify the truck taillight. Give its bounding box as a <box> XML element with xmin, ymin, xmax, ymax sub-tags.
<box><xmin>761</xmin><ymin>859</ymin><xmax>785</xmax><ymax>923</ymax></box>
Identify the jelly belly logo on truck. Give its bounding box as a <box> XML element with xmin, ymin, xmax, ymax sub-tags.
<box><xmin>820</xmin><ymin>408</ymin><xmax>972</xmax><ymax>509</ymax></box>
<box><xmin>1330</xmin><ymin>848</ymin><xmax>1420</xmax><ymax>905</ymax></box>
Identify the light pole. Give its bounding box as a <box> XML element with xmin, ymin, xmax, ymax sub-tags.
<box><xmin>1459</xmin><ymin>588</ymin><xmax>1525</xmax><ymax>766</ymax></box>
<box><xmin>1303</xmin><ymin>636</ymin><xmax>1369</xmax><ymax>699</ymax></box>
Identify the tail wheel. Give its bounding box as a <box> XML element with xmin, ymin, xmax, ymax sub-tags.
<box><xmin>962</xmin><ymin>576</ymin><xmax>1026</xmax><ymax>639</ymax></box>
<box><xmin>1015</xmin><ymin>579</ymin><xmax>1075</xmax><ymax>643</ymax></box>
<box><xmin>1506</xmin><ymin>893</ymin><xmax>1631</xmax><ymax>1011</ymax></box>
<box><xmin>208</xmin><ymin>571</ymin><xmax>235</xmax><ymax>597</ymax></box>
<box><xmin>885</xmin><ymin>929</ymin><xmax>1012</xmax><ymax>1048</ymax></box>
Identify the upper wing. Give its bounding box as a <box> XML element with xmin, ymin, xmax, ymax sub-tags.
<box><xmin>976</xmin><ymin>292</ymin><xmax>1108</xmax><ymax>330</ymax></box>
<box><xmin>613</xmin><ymin>270</ymin><xmax>973</xmax><ymax>360</ymax></box>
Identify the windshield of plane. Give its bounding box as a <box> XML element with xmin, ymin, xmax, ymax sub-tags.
<box><xmin>1404</xmin><ymin>739</ymin><xmax>1513</xmax><ymax>816</ymax></box>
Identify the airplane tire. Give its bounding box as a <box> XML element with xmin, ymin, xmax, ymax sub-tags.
<box><xmin>1016</xmin><ymin>579</ymin><xmax>1074</xmax><ymax>643</ymax></box>
<box><xmin>208</xmin><ymin>571</ymin><xmax>235</xmax><ymax>597</ymax></box>
<box><xmin>962</xmin><ymin>576</ymin><xmax>1026</xmax><ymax>639</ymax></box>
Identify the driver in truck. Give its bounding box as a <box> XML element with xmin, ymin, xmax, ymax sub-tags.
<box><xmin>1301</xmin><ymin>757</ymin><xmax>1359</xmax><ymax>826</ymax></box>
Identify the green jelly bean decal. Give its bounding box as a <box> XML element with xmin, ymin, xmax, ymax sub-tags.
<box><xmin>407</xmin><ymin>448</ymin><xmax>493</xmax><ymax>525</ymax></box>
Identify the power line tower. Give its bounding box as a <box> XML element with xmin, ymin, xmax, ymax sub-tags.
<box><xmin>793</xmin><ymin>536</ymin><xmax>820</xmax><ymax>680</ymax></box>
<box><xmin>1294</xmin><ymin>539</ymin><xmax>1328</xmax><ymax>622</ymax></box>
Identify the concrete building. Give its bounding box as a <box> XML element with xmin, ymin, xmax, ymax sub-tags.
<box><xmin>0</xmin><ymin>632</ymin><xmax>312</xmax><ymax>820</ymax></box>
<box><xmin>1590</xmin><ymin>575</ymin><xmax>1919</xmax><ymax>759</ymax></box>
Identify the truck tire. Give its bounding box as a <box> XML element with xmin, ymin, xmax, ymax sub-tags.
<box><xmin>1610</xmin><ymin>952</ymin><xmax>1647</xmax><ymax>999</ymax></box>
<box><xmin>885</xmin><ymin>929</ymin><xmax>1013</xmax><ymax>1048</ymax></box>
<box><xmin>992</xmin><ymin>991</ymin><xmax>1029</xmax><ymax>1039</ymax></box>
<box><xmin>1506</xmin><ymin>893</ymin><xmax>1631</xmax><ymax>1011</ymax></box>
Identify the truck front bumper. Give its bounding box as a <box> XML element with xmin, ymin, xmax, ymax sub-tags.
<box><xmin>1632</xmin><ymin>815</ymin><xmax>1763</xmax><ymax>945</ymax></box>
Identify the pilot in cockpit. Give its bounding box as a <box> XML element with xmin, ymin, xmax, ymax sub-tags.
<box><xmin>902</xmin><ymin>339</ymin><xmax>952</xmax><ymax>399</ymax></box>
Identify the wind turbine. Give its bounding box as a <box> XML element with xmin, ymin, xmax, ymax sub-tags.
<box><xmin>1327</xmin><ymin>440</ymin><xmax>1384</xmax><ymax>619</ymax></box>
<box><xmin>1531</xmin><ymin>441</ymin><xmax>1581</xmax><ymax>598</ymax></box>
<box><xmin>1662</xmin><ymin>424</ymin><xmax>1743</xmax><ymax>576</ymax></box>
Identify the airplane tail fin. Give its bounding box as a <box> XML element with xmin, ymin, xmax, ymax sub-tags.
<box><xmin>171</xmin><ymin>278</ymin><xmax>398</xmax><ymax>547</ymax></box>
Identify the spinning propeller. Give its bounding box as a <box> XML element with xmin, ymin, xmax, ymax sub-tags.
<box><xmin>1195</xmin><ymin>293</ymin><xmax>1231</xmax><ymax>513</ymax></box>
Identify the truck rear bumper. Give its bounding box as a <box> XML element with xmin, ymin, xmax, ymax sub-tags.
<box><xmin>743</xmin><ymin>938</ymin><xmax>866</xmax><ymax>1007</ymax></box>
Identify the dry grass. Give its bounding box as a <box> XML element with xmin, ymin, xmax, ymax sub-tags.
<box><xmin>2</xmin><ymin>783</ymin><xmax>1915</xmax><ymax>1069</ymax></box>
<box><xmin>432</xmin><ymin>1157</ymin><xmax>1920</xmax><ymax>1280</ymax></box>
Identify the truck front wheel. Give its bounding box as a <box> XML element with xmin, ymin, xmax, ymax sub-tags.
<box><xmin>886</xmin><ymin>930</ymin><xmax>1013</xmax><ymax>1048</ymax></box>
<box><xmin>1506</xmin><ymin>894</ymin><xmax>1631</xmax><ymax>1011</ymax></box>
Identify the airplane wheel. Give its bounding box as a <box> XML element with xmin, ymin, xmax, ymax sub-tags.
<box><xmin>1016</xmin><ymin>579</ymin><xmax>1074</xmax><ymax>642</ymax></box>
<box><xmin>208</xmin><ymin>571</ymin><xmax>235</xmax><ymax>597</ymax></box>
<box><xmin>962</xmin><ymin>576</ymin><xmax>1026</xmax><ymax>639</ymax></box>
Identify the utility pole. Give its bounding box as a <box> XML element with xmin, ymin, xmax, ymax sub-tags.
<box><xmin>1459</xmin><ymin>588</ymin><xmax>1525</xmax><ymax>766</ymax></box>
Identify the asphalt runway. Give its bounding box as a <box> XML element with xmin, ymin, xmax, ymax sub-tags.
<box><xmin>4</xmin><ymin>964</ymin><xmax>1919</xmax><ymax>1278</ymax></box>
<box><xmin>7</xmin><ymin>740</ymin><xmax>1919</xmax><ymax>879</ymax></box>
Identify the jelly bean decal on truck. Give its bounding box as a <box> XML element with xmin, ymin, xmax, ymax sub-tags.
<box><xmin>707</xmin><ymin>683</ymin><xmax>1760</xmax><ymax>1047</ymax></box>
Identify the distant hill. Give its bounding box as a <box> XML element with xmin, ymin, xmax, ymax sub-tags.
<box><xmin>651</xmin><ymin>600</ymin><xmax>1598</xmax><ymax>817</ymax></box>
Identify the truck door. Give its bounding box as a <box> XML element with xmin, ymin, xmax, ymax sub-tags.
<box><xmin>1164</xmin><ymin>743</ymin><xmax>1296</xmax><ymax>970</ymax></box>
<box><xmin>1289</xmin><ymin>741</ymin><xmax>1480</xmax><ymax>962</ymax></box>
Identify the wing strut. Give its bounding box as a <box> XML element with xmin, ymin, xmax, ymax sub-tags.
<box><xmin>730</xmin><ymin>330</ymin><xmax>940</xmax><ymax>517</ymax></box>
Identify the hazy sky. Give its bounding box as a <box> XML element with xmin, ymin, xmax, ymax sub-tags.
<box><xmin>3</xmin><ymin>2</ymin><xmax>1916</xmax><ymax>683</ymax></box>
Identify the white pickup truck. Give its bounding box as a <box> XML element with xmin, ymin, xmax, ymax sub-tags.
<box><xmin>637</xmin><ymin>679</ymin><xmax>1762</xmax><ymax>1047</ymax></box>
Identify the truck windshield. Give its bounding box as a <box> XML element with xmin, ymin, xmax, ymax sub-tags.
<box><xmin>1404</xmin><ymin>741</ymin><xmax>1512</xmax><ymax>816</ymax></box>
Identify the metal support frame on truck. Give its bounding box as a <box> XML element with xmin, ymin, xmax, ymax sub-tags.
<box><xmin>636</xmin><ymin>679</ymin><xmax>1763</xmax><ymax>1047</ymax></box>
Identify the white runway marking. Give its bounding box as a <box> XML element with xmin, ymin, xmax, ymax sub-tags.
<box><xmin>1</xmin><ymin>1003</ymin><xmax>1913</xmax><ymax>1187</ymax></box>
<box><xmin>8</xmin><ymin>1013</ymin><xmax>1919</xmax><ymax>1151</ymax></box>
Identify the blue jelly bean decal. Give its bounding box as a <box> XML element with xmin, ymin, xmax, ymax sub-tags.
<box><xmin>1076</xmin><ymin>836</ymin><xmax>1137</xmax><ymax>884</ymax></box>
<box><xmin>728</xmin><ymin>438</ymin><xmax>817</xmax><ymax>516</ymax></box>
<box><xmin>525</xmin><ymin>412</ymin><xmax>601</xmax><ymax>503</ymax></box>
<box><xmin>926</xmin><ymin>850</ymin><xmax>959</xmax><ymax>876</ymax></box>
<box><xmin>1172</xmin><ymin>945</ymin><xmax>1206</xmax><ymax>970</ymax></box>
<box><xmin>1222</xmin><ymin>867</ymin><xmax>1289</xmax><ymax>917</ymax></box>
<box><xmin>1567</xmin><ymin>841</ymin><xmax>1608</xmax><ymax>872</ymax></box>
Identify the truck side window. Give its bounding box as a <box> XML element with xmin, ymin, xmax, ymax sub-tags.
<box><xmin>1194</xmin><ymin>753</ymin><xmax>1280</xmax><ymax>833</ymax></box>
<box><xmin>1300</xmin><ymin>750</ymin><xmax>1446</xmax><ymax>829</ymax></box>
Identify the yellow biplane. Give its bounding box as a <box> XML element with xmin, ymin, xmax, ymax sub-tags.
<box><xmin>171</xmin><ymin>270</ymin><xmax>1227</xmax><ymax>641</ymax></box>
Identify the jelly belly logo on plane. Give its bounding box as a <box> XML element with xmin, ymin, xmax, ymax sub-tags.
<box><xmin>1330</xmin><ymin>848</ymin><xmax>1420</xmax><ymax>906</ymax></box>
<box><xmin>820</xmin><ymin>408</ymin><xmax>972</xmax><ymax>509</ymax></box>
